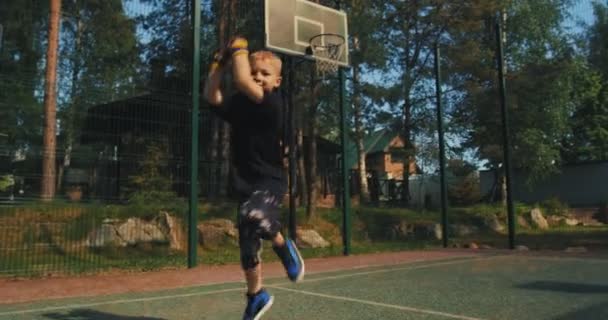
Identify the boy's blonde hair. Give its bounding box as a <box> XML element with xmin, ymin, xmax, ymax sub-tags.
<box><xmin>250</xmin><ymin>50</ymin><xmax>282</xmax><ymax>74</ymax></box>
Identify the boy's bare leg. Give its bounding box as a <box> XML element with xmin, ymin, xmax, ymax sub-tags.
<box><xmin>271</xmin><ymin>232</ymin><xmax>286</xmax><ymax>247</ymax></box>
<box><xmin>245</xmin><ymin>265</ymin><xmax>263</xmax><ymax>295</ymax></box>
<box><xmin>271</xmin><ymin>231</ymin><xmax>304</xmax><ymax>282</ymax></box>
<box><xmin>244</xmin><ymin>233</ymin><xmax>286</xmax><ymax>294</ymax></box>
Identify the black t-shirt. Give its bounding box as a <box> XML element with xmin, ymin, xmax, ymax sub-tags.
<box><xmin>211</xmin><ymin>90</ymin><xmax>286</xmax><ymax>195</ymax></box>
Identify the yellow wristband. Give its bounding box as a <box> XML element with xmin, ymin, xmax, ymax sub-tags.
<box><xmin>209</xmin><ymin>62</ymin><xmax>220</xmax><ymax>73</ymax></box>
<box><xmin>230</xmin><ymin>38</ymin><xmax>248</xmax><ymax>50</ymax></box>
<box><xmin>232</xmin><ymin>49</ymin><xmax>249</xmax><ymax>57</ymax></box>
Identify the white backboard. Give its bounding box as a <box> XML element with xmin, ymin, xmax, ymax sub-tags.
<box><xmin>265</xmin><ymin>0</ymin><xmax>349</xmax><ymax>66</ymax></box>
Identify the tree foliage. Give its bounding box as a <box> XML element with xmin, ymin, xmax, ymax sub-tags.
<box><xmin>447</xmin><ymin>0</ymin><xmax>588</xmax><ymax>186</ymax></box>
<box><xmin>563</xmin><ymin>1</ymin><xmax>608</xmax><ymax>161</ymax></box>
<box><xmin>2</xmin><ymin>0</ymin><xmax>607</xmax><ymax>204</ymax></box>
<box><xmin>0</xmin><ymin>0</ymin><xmax>48</xmax><ymax>150</ymax></box>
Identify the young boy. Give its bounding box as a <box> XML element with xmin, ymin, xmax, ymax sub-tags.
<box><xmin>203</xmin><ymin>36</ymin><xmax>304</xmax><ymax>320</ymax></box>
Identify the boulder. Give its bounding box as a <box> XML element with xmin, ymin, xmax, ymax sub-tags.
<box><xmin>466</xmin><ymin>242</ymin><xmax>479</xmax><ymax>249</ymax></box>
<box><xmin>517</xmin><ymin>216</ymin><xmax>531</xmax><ymax>229</ymax></box>
<box><xmin>390</xmin><ymin>220</ymin><xmax>412</xmax><ymax>240</ymax></box>
<box><xmin>565</xmin><ymin>246</ymin><xmax>587</xmax><ymax>253</ymax></box>
<box><xmin>484</xmin><ymin>214</ymin><xmax>505</xmax><ymax>233</ymax></box>
<box><xmin>297</xmin><ymin>229</ymin><xmax>330</xmax><ymax>248</ymax></box>
<box><xmin>546</xmin><ymin>215</ymin><xmax>563</xmax><ymax>227</ymax></box>
<box><xmin>85</xmin><ymin>213</ymin><xmax>185</xmax><ymax>249</ymax></box>
<box><xmin>154</xmin><ymin>211</ymin><xmax>185</xmax><ymax>251</ymax></box>
<box><xmin>450</xmin><ymin>224</ymin><xmax>479</xmax><ymax>237</ymax></box>
<box><xmin>546</xmin><ymin>215</ymin><xmax>580</xmax><ymax>227</ymax></box>
<box><xmin>412</xmin><ymin>222</ymin><xmax>442</xmax><ymax>240</ymax></box>
<box><xmin>85</xmin><ymin>223</ymin><xmax>121</xmax><ymax>248</ymax></box>
<box><xmin>529</xmin><ymin>208</ymin><xmax>549</xmax><ymax>229</ymax></box>
<box><xmin>116</xmin><ymin>218</ymin><xmax>167</xmax><ymax>246</ymax></box>
<box><xmin>197</xmin><ymin>219</ymin><xmax>238</xmax><ymax>247</ymax></box>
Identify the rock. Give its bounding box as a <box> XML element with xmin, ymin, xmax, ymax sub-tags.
<box><xmin>390</xmin><ymin>220</ymin><xmax>412</xmax><ymax>240</ymax></box>
<box><xmin>116</xmin><ymin>218</ymin><xmax>167</xmax><ymax>246</ymax></box>
<box><xmin>517</xmin><ymin>216</ymin><xmax>531</xmax><ymax>229</ymax></box>
<box><xmin>546</xmin><ymin>215</ymin><xmax>563</xmax><ymax>227</ymax></box>
<box><xmin>433</xmin><ymin>224</ymin><xmax>443</xmax><ymax>240</ymax></box>
<box><xmin>515</xmin><ymin>245</ymin><xmax>529</xmax><ymax>251</ymax></box>
<box><xmin>583</xmin><ymin>221</ymin><xmax>604</xmax><ymax>226</ymax></box>
<box><xmin>480</xmin><ymin>244</ymin><xmax>493</xmax><ymax>249</ymax></box>
<box><xmin>565</xmin><ymin>246</ymin><xmax>587</xmax><ymax>253</ymax></box>
<box><xmin>546</xmin><ymin>215</ymin><xmax>580</xmax><ymax>227</ymax></box>
<box><xmin>85</xmin><ymin>213</ymin><xmax>186</xmax><ymax>248</ymax></box>
<box><xmin>450</xmin><ymin>224</ymin><xmax>478</xmax><ymax>237</ymax></box>
<box><xmin>154</xmin><ymin>211</ymin><xmax>185</xmax><ymax>251</ymax></box>
<box><xmin>412</xmin><ymin>222</ymin><xmax>442</xmax><ymax>240</ymax></box>
<box><xmin>297</xmin><ymin>229</ymin><xmax>330</xmax><ymax>248</ymax></box>
<box><xmin>484</xmin><ymin>214</ymin><xmax>505</xmax><ymax>233</ymax></box>
<box><xmin>466</xmin><ymin>242</ymin><xmax>479</xmax><ymax>249</ymax></box>
<box><xmin>529</xmin><ymin>208</ymin><xmax>549</xmax><ymax>230</ymax></box>
<box><xmin>197</xmin><ymin>219</ymin><xmax>238</xmax><ymax>247</ymax></box>
<box><xmin>86</xmin><ymin>223</ymin><xmax>121</xmax><ymax>247</ymax></box>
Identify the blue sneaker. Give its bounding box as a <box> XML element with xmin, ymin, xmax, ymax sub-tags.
<box><xmin>243</xmin><ymin>289</ymin><xmax>274</xmax><ymax>320</ymax></box>
<box><xmin>273</xmin><ymin>239</ymin><xmax>305</xmax><ymax>282</ymax></box>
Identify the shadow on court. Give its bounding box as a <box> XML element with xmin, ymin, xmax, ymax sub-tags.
<box><xmin>43</xmin><ymin>309</ymin><xmax>166</xmax><ymax>320</ymax></box>
<box><xmin>518</xmin><ymin>281</ymin><xmax>608</xmax><ymax>294</ymax></box>
<box><xmin>552</xmin><ymin>301</ymin><xmax>608</xmax><ymax>320</ymax></box>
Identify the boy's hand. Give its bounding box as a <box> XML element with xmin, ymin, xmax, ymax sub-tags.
<box><xmin>228</xmin><ymin>36</ymin><xmax>249</xmax><ymax>57</ymax></box>
<box><xmin>209</xmin><ymin>48</ymin><xmax>229</xmax><ymax>73</ymax></box>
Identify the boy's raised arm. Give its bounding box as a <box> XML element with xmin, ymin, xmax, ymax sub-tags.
<box><xmin>229</xmin><ymin>37</ymin><xmax>264</xmax><ymax>103</ymax></box>
<box><xmin>203</xmin><ymin>51</ymin><xmax>227</xmax><ymax>106</ymax></box>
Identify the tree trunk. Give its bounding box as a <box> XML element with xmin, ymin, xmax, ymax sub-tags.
<box><xmin>306</xmin><ymin>74</ymin><xmax>321</xmax><ymax>219</ymax></box>
<box><xmin>297</xmin><ymin>127</ymin><xmax>308</xmax><ymax>206</ymax></box>
<box><xmin>401</xmin><ymin>97</ymin><xmax>413</xmax><ymax>205</ymax></box>
<box><xmin>219</xmin><ymin>122</ymin><xmax>231</xmax><ymax>196</ymax></box>
<box><xmin>218</xmin><ymin>0</ymin><xmax>237</xmax><ymax>197</ymax></box>
<box><xmin>208</xmin><ymin>0</ymin><xmax>232</xmax><ymax>198</ymax></box>
<box><xmin>501</xmin><ymin>169</ymin><xmax>507</xmax><ymax>207</ymax></box>
<box><xmin>208</xmin><ymin>118</ymin><xmax>219</xmax><ymax>197</ymax></box>
<box><xmin>58</xmin><ymin>8</ymin><xmax>83</xmax><ymax>194</ymax></box>
<box><xmin>352</xmin><ymin>64</ymin><xmax>369</xmax><ymax>203</ymax></box>
<box><xmin>41</xmin><ymin>0</ymin><xmax>61</xmax><ymax>201</ymax></box>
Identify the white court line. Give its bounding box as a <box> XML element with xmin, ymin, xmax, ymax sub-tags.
<box><xmin>273</xmin><ymin>255</ymin><xmax>502</xmax><ymax>285</ymax></box>
<box><xmin>0</xmin><ymin>287</ymin><xmax>243</xmax><ymax>316</ymax></box>
<box><xmin>267</xmin><ymin>285</ymin><xmax>486</xmax><ymax>320</ymax></box>
<box><xmin>0</xmin><ymin>256</ymin><xmax>498</xmax><ymax>317</ymax></box>
<box><xmin>523</xmin><ymin>255</ymin><xmax>608</xmax><ymax>263</ymax></box>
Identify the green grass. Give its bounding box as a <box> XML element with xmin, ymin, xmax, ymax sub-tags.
<box><xmin>1</xmin><ymin>200</ymin><xmax>607</xmax><ymax>278</ymax></box>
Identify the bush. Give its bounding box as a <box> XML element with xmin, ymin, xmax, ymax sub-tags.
<box><xmin>355</xmin><ymin>207</ymin><xmax>433</xmax><ymax>240</ymax></box>
<box><xmin>127</xmin><ymin>190</ymin><xmax>188</xmax><ymax>218</ymax></box>
<box><xmin>540</xmin><ymin>197</ymin><xmax>569</xmax><ymax>216</ymax></box>
<box><xmin>448</xmin><ymin>173</ymin><xmax>482</xmax><ymax>206</ymax></box>
<box><xmin>0</xmin><ymin>175</ymin><xmax>14</xmax><ymax>192</ymax></box>
<box><xmin>594</xmin><ymin>201</ymin><xmax>608</xmax><ymax>223</ymax></box>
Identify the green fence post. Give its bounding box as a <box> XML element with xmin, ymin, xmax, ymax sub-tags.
<box><xmin>339</xmin><ymin>67</ymin><xmax>351</xmax><ymax>256</ymax></box>
<box><xmin>188</xmin><ymin>0</ymin><xmax>201</xmax><ymax>268</ymax></box>
<box><xmin>288</xmin><ymin>57</ymin><xmax>297</xmax><ymax>240</ymax></box>
<box><xmin>434</xmin><ymin>44</ymin><xmax>449</xmax><ymax>248</ymax></box>
<box><xmin>496</xmin><ymin>13</ymin><xmax>516</xmax><ymax>249</ymax></box>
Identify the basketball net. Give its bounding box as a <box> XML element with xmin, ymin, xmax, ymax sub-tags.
<box><xmin>309</xmin><ymin>34</ymin><xmax>345</xmax><ymax>78</ymax></box>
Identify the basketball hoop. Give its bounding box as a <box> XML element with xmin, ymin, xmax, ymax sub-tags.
<box><xmin>309</xmin><ymin>33</ymin><xmax>345</xmax><ymax>78</ymax></box>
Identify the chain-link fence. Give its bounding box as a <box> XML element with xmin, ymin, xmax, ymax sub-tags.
<box><xmin>1</xmin><ymin>0</ymin><xmax>607</xmax><ymax>276</ymax></box>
